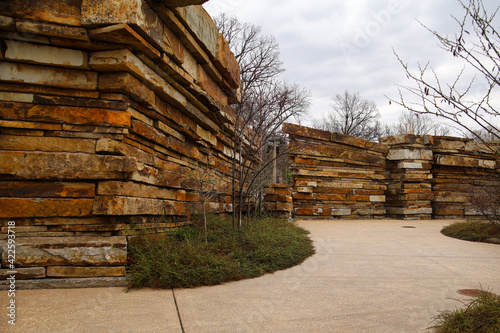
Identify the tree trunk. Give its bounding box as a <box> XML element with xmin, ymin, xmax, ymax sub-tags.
<box><xmin>203</xmin><ymin>201</ymin><xmax>207</xmax><ymax>244</ymax></box>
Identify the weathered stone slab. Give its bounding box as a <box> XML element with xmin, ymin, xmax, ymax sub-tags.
<box><xmin>0</xmin><ymin>151</ymin><xmax>137</xmax><ymax>180</ymax></box>
<box><xmin>161</xmin><ymin>23</ymin><xmax>185</xmax><ymax>65</ymax></box>
<box><xmin>33</xmin><ymin>94</ymin><xmax>129</xmax><ymax>110</ymax></box>
<box><xmin>214</xmin><ymin>33</ymin><xmax>240</xmax><ymax>90</ymax></box>
<box><xmin>46</xmin><ymin>266</ymin><xmax>126</xmax><ymax>278</ymax></box>
<box><xmin>1</xmin><ymin>226</ymin><xmax>47</xmax><ymax>233</ymax></box>
<box><xmin>0</xmin><ymin>31</ymin><xmax>50</xmax><ymax>45</ymax></box>
<box><xmin>93</xmin><ymin>196</ymin><xmax>190</xmax><ymax>216</ymax></box>
<box><xmin>0</xmin><ymin>15</ymin><xmax>15</xmax><ymax>30</ymax></box>
<box><xmin>0</xmin><ymin>102</ymin><xmax>130</xmax><ymax>127</ymax></box>
<box><xmin>0</xmin><ymin>82</ymin><xmax>100</xmax><ymax>99</ymax></box>
<box><xmin>276</xmin><ymin>202</ymin><xmax>292</xmax><ymax>211</ymax></box>
<box><xmin>331</xmin><ymin>208</ymin><xmax>351</xmax><ymax>216</ymax></box>
<box><xmin>0</xmin><ymin>62</ymin><xmax>97</xmax><ymax>90</ymax></box>
<box><xmin>0</xmin><ymin>135</ymin><xmax>95</xmax><ymax>153</ymax></box>
<box><xmin>0</xmin><ymin>236</ymin><xmax>127</xmax><ymax>267</ymax></box>
<box><xmin>0</xmin><ymin>198</ymin><xmax>93</xmax><ymax>218</ymax></box>
<box><xmin>33</xmin><ymin>217</ymin><xmax>117</xmax><ymax>226</ymax></box>
<box><xmin>387</xmin><ymin>148</ymin><xmax>433</xmax><ymax>161</ymax></box>
<box><xmin>314</xmin><ymin>193</ymin><xmax>347</xmax><ymax>201</ymax></box>
<box><xmin>88</xmin><ymin>24</ymin><xmax>161</xmax><ymax>60</ymax></box>
<box><xmin>0</xmin><ymin>182</ymin><xmax>95</xmax><ymax>198</ymax></box>
<box><xmin>90</xmin><ymin>49</ymin><xmax>187</xmax><ymax>109</ymax></box>
<box><xmin>198</xmin><ymin>65</ymin><xmax>227</xmax><ymax>107</ymax></box>
<box><xmin>397</xmin><ymin>162</ymin><xmax>424</xmax><ymax>169</ymax></box>
<box><xmin>175</xmin><ymin>6</ymin><xmax>218</xmax><ymax>58</ymax></box>
<box><xmin>4</xmin><ymin>40</ymin><xmax>88</xmax><ymax>69</ymax></box>
<box><xmin>98</xmin><ymin>73</ymin><xmax>155</xmax><ymax>109</ymax></box>
<box><xmin>16</xmin><ymin>21</ymin><xmax>88</xmax><ymax>41</ymax></box>
<box><xmin>97</xmin><ymin>181</ymin><xmax>178</xmax><ymax>200</ymax></box>
<box><xmin>81</xmin><ymin>0</ymin><xmax>163</xmax><ymax>49</ymax></box>
<box><xmin>96</xmin><ymin>138</ymin><xmax>154</xmax><ymax>165</ymax></box>
<box><xmin>156</xmin><ymin>120</ymin><xmax>185</xmax><ymax>142</ymax></box>
<box><xmin>370</xmin><ymin>195</ymin><xmax>386</xmax><ymax>202</ymax></box>
<box><xmin>393</xmin><ymin>208</ymin><xmax>433</xmax><ymax>215</ymax></box>
<box><xmin>7</xmin><ymin>0</ymin><xmax>82</xmax><ymax>26</ymax></box>
<box><xmin>284</xmin><ymin>123</ymin><xmax>331</xmax><ymax>142</ymax></box>
<box><xmin>0</xmin><ymin>277</ymin><xmax>127</xmax><ymax>289</ymax></box>
<box><xmin>0</xmin><ymin>91</ymin><xmax>34</xmax><ymax>103</ymax></box>
<box><xmin>0</xmin><ymin>267</ymin><xmax>45</xmax><ymax>279</ymax></box>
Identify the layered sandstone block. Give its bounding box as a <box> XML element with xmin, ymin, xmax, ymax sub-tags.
<box><xmin>264</xmin><ymin>185</ymin><xmax>293</xmax><ymax>218</ymax></box>
<box><xmin>431</xmin><ymin>137</ymin><xmax>499</xmax><ymax>219</ymax></box>
<box><xmin>0</xmin><ymin>0</ymin><xmax>242</xmax><ymax>287</ymax></box>
<box><xmin>382</xmin><ymin>135</ymin><xmax>434</xmax><ymax>219</ymax></box>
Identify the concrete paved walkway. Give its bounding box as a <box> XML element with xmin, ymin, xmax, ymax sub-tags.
<box><xmin>2</xmin><ymin>219</ymin><xmax>500</xmax><ymax>333</ymax></box>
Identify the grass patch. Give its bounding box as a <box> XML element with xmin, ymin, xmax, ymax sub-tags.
<box><xmin>431</xmin><ymin>291</ymin><xmax>500</xmax><ymax>333</ymax></box>
<box><xmin>441</xmin><ymin>220</ymin><xmax>500</xmax><ymax>243</ymax></box>
<box><xmin>127</xmin><ymin>214</ymin><xmax>315</xmax><ymax>289</ymax></box>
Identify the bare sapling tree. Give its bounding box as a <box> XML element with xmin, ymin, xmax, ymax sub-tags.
<box><xmin>192</xmin><ymin>155</ymin><xmax>218</xmax><ymax>243</ymax></box>
<box><xmin>216</xmin><ymin>12</ymin><xmax>310</xmax><ymax>230</ymax></box>
<box><xmin>313</xmin><ymin>90</ymin><xmax>382</xmax><ymax>141</ymax></box>
<box><xmin>382</xmin><ymin>111</ymin><xmax>451</xmax><ymax>136</ymax></box>
<box><xmin>233</xmin><ymin>80</ymin><xmax>310</xmax><ymax>229</ymax></box>
<box><xmin>391</xmin><ymin>0</ymin><xmax>500</xmax><ymax>151</ymax></box>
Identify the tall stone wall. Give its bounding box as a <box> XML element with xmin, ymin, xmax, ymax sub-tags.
<box><xmin>0</xmin><ymin>0</ymin><xmax>243</xmax><ymax>287</ymax></box>
<box><xmin>283</xmin><ymin>123</ymin><xmax>500</xmax><ymax>221</ymax></box>
<box><xmin>284</xmin><ymin>124</ymin><xmax>388</xmax><ymax>219</ymax></box>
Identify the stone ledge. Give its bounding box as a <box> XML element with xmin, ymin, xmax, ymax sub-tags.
<box><xmin>0</xmin><ymin>277</ymin><xmax>127</xmax><ymax>290</ymax></box>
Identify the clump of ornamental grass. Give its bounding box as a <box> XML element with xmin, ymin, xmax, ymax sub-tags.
<box><xmin>441</xmin><ymin>220</ymin><xmax>500</xmax><ymax>243</ymax></box>
<box><xmin>431</xmin><ymin>290</ymin><xmax>500</xmax><ymax>333</ymax></box>
<box><xmin>127</xmin><ymin>214</ymin><xmax>315</xmax><ymax>289</ymax></box>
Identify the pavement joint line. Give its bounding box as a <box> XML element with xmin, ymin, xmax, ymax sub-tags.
<box><xmin>172</xmin><ymin>289</ymin><xmax>186</xmax><ymax>333</ymax></box>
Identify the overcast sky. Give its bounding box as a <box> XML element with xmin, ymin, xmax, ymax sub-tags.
<box><xmin>203</xmin><ymin>0</ymin><xmax>499</xmax><ymax>131</ymax></box>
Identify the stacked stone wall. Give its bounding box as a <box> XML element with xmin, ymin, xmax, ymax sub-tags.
<box><xmin>430</xmin><ymin>136</ymin><xmax>499</xmax><ymax>219</ymax></box>
<box><xmin>284</xmin><ymin>124</ymin><xmax>388</xmax><ymax>219</ymax></box>
<box><xmin>264</xmin><ymin>184</ymin><xmax>292</xmax><ymax>218</ymax></box>
<box><xmin>382</xmin><ymin>135</ymin><xmax>434</xmax><ymax>219</ymax></box>
<box><xmin>0</xmin><ymin>0</ymin><xmax>243</xmax><ymax>287</ymax></box>
<box><xmin>281</xmin><ymin>123</ymin><xmax>500</xmax><ymax>221</ymax></box>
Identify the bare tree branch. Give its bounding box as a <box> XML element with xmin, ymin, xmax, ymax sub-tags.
<box><xmin>390</xmin><ymin>0</ymin><xmax>500</xmax><ymax>152</ymax></box>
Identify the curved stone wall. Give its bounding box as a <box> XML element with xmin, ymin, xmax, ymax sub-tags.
<box><xmin>0</xmin><ymin>0</ymin><xmax>242</xmax><ymax>287</ymax></box>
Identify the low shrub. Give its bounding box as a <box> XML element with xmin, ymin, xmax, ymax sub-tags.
<box><xmin>127</xmin><ymin>214</ymin><xmax>315</xmax><ymax>289</ymax></box>
<box><xmin>431</xmin><ymin>291</ymin><xmax>500</xmax><ymax>333</ymax></box>
<box><xmin>441</xmin><ymin>220</ymin><xmax>500</xmax><ymax>243</ymax></box>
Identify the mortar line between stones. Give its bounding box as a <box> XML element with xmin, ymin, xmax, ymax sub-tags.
<box><xmin>172</xmin><ymin>289</ymin><xmax>186</xmax><ymax>333</ymax></box>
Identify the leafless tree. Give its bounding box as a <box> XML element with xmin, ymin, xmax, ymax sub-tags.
<box><xmin>191</xmin><ymin>156</ymin><xmax>218</xmax><ymax>243</ymax></box>
<box><xmin>383</xmin><ymin>111</ymin><xmax>452</xmax><ymax>136</ymax></box>
<box><xmin>214</xmin><ymin>13</ymin><xmax>284</xmax><ymax>93</ymax></box>
<box><xmin>215</xmin><ymin>14</ymin><xmax>310</xmax><ymax>229</ymax></box>
<box><xmin>313</xmin><ymin>90</ymin><xmax>382</xmax><ymax>141</ymax></box>
<box><xmin>391</xmin><ymin>0</ymin><xmax>500</xmax><ymax>152</ymax></box>
<box><xmin>391</xmin><ymin>0</ymin><xmax>500</xmax><ymax>225</ymax></box>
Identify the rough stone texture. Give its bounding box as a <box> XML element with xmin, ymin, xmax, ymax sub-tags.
<box><xmin>264</xmin><ymin>185</ymin><xmax>292</xmax><ymax>218</ymax></box>
<box><xmin>0</xmin><ymin>62</ymin><xmax>97</xmax><ymax>90</ymax></box>
<box><xmin>4</xmin><ymin>40</ymin><xmax>89</xmax><ymax>69</ymax></box>
<box><xmin>46</xmin><ymin>266</ymin><xmax>126</xmax><ymax>278</ymax></box>
<box><xmin>0</xmin><ymin>236</ymin><xmax>127</xmax><ymax>267</ymax></box>
<box><xmin>0</xmin><ymin>1</ymin><xmax>243</xmax><ymax>286</ymax></box>
<box><xmin>0</xmin><ymin>277</ymin><xmax>128</xmax><ymax>290</ymax></box>
<box><xmin>0</xmin><ymin>267</ymin><xmax>45</xmax><ymax>279</ymax></box>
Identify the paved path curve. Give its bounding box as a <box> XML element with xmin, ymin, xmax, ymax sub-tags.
<box><xmin>2</xmin><ymin>219</ymin><xmax>500</xmax><ymax>332</ymax></box>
